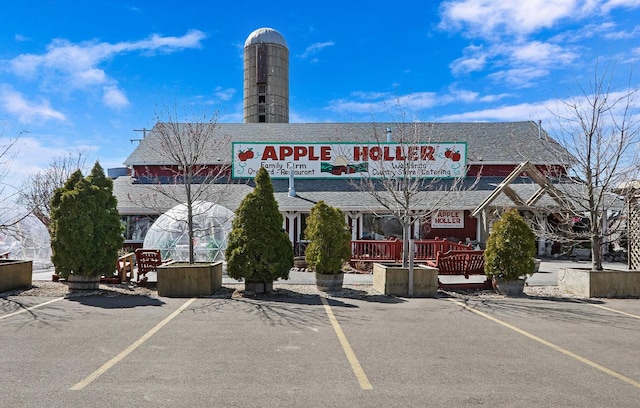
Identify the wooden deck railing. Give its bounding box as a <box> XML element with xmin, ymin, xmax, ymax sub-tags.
<box><xmin>350</xmin><ymin>238</ymin><xmax>472</xmax><ymax>263</ymax></box>
<box><xmin>350</xmin><ymin>239</ymin><xmax>403</xmax><ymax>262</ymax></box>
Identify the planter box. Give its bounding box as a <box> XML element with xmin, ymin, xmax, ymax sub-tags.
<box><xmin>0</xmin><ymin>260</ymin><xmax>33</xmax><ymax>292</ymax></box>
<box><xmin>559</xmin><ymin>267</ymin><xmax>640</xmax><ymax>298</ymax></box>
<box><xmin>157</xmin><ymin>261</ymin><xmax>222</xmax><ymax>297</ymax></box>
<box><xmin>373</xmin><ymin>263</ymin><xmax>438</xmax><ymax>297</ymax></box>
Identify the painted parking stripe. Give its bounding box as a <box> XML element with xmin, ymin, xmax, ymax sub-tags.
<box><xmin>70</xmin><ymin>298</ymin><xmax>196</xmax><ymax>391</ymax></box>
<box><xmin>0</xmin><ymin>297</ymin><xmax>65</xmax><ymax>320</ymax></box>
<box><xmin>321</xmin><ymin>297</ymin><xmax>373</xmax><ymax>390</ymax></box>
<box><xmin>447</xmin><ymin>298</ymin><xmax>640</xmax><ymax>389</ymax></box>
<box><xmin>584</xmin><ymin>303</ymin><xmax>640</xmax><ymax>320</ymax></box>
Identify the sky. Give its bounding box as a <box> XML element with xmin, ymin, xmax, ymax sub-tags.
<box><xmin>1</xmin><ymin>0</ymin><xmax>640</xmax><ymax>190</ymax></box>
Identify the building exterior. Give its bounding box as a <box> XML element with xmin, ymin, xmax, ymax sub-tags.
<box><xmin>114</xmin><ymin>28</ymin><xmax>575</xmax><ymax>255</ymax></box>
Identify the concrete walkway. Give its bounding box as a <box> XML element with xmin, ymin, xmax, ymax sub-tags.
<box><xmin>31</xmin><ymin>258</ymin><xmax>629</xmax><ymax>286</ymax></box>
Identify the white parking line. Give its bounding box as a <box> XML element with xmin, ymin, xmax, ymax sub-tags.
<box><xmin>448</xmin><ymin>298</ymin><xmax>640</xmax><ymax>389</ymax></box>
<box><xmin>70</xmin><ymin>298</ymin><xmax>196</xmax><ymax>391</ymax></box>
<box><xmin>0</xmin><ymin>297</ymin><xmax>65</xmax><ymax>320</ymax></box>
<box><xmin>321</xmin><ymin>297</ymin><xmax>373</xmax><ymax>390</ymax></box>
<box><xmin>585</xmin><ymin>303</ymin><xmax>640</xmax><ymax>320</ymax></box>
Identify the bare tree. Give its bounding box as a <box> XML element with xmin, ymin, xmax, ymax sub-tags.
<box><xmin>545</xmin><ymin>65</ymin><xmax>640</xmax><ymax>270</ymax></box>
<box><xmin>354</xmin><ymin>122</ymin><xmax>479</xmax><ymax>267</ymax></box>
<box><xmin>128</xmin><ymin>106</ymin><xmax>233</xmax><ymax>264</ymax></box>
<box><xmin>18</xmin><ymin>151</ymin><xmax>88</xmax><ymax>227</ymax></box>
<box><xmin>0</xmin><ymin>124</ymin><xmax>30</xmax><ymax>236</ymax></box>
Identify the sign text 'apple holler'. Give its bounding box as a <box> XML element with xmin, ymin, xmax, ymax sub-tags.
<box><xmin>232</xmin><ymin>142</ymin><xmax>467</xmax><ymax>179</ymax></box>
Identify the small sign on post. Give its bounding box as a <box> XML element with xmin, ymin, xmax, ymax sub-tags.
<box><xmin>431</xmin><ymin>210</ymin><xmax>464</xmax><ymax>228</ymax></box>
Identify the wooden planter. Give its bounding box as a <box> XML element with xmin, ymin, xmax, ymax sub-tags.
<box><xmin>0</xmin><ymin>260</ymin><xmax>33</xmax><ymax>292</ymax></box>
<box><xmin>559</xmin><ymin>267</ymin><xmax>640</xmax><ymax>298</ymax></box>
<box><xmin>315</xmin><ymin>272</ymin><xmax>344</xmax><ymax>292</ymax></box>
<box><xmin>157</xmin><ymin>261</ymin><xmax>222</xmax><ymax>297</ymax></box>
<box><xmin>491</xmin><ymin>276</ymin><xmax>526</xmax><ymax>296</ymax></box>
<box><xmin>67</xmin><ymin>274</ymin><xmax>101</xmax><ymax>291</ymax></box>
<box><xmin>373</xmin><ymin>263</ymin><xmax>438</xmax><ymax>297</ymax></box>
<box><xmin>245</xmin><ymin>281</ymin><xmax>274</xmax><ymax>293</ymax></box>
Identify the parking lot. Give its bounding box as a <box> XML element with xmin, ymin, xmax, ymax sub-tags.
<box><xmin>2</xmin><ymin>282</ymin><xmax>640</xmax><ymax>408</ymax></box>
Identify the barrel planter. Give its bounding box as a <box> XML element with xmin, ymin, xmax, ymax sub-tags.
<box><xmin>157</xmin><ymin>261</ymin><xmax>222</xmax><ymax>298</ymax></box>
<box><xmin>491</xmin><ymin>276</ymin><xmax>526</xmax><ymax>296</ymax></box>
<box><xmin>0</xmin><ymin>260</ymin><xmax>33</xmax><ymax>292</ymax></box>
<box><xmin>67</xmin><ymin>274</ymin><xmax>101</xmax><ymax>291</ymax></box>
<box><xmin>315</xmin><ymin>272</ymin><xmax>344</xmax><ymax>292</ymax></box>
<box><xmin>245</xmin><ymin>280</ymin><xmax>274</xmax><ymax>294</ymax></box>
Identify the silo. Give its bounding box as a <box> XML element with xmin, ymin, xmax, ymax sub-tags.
<box><xmin>243</xmin><ymin>27</ymin><xmax>289</xmax><ymax>123</ymax></box>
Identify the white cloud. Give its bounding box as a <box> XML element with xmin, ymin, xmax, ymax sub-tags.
<box><xmin>299</xmin><ymin>41</ymin><xmax>335</xmax><ymax>59</ymax></box>
<box><xmin>489</xmin><ymin>67</ymin><xmax>550</xmax><ymax>88</ymax></box>
<box><xmin>439</xmin><ymin>0</ymin><xmax>579</xmax><ymax>38</ymax></box>
<box><xmin>440</xmin><ymin>101</ymin><xmax>553</xmax><ymax>122</ymax></box>
<box><xmin>214</xmin><ymin>87</ymin><xmax>236</xmax><ymax>101</ymax></box>
<box><xmin>3</xmin><ymin>30</ymin><xmax>206</xmax><ymax>109</ymax></box>
<box><xmin>440</xmin><ymin>0</ymin><xmax>640</xmax><ymax>40</ymax></box>
<box><xmin>508</xmin><ymin>41</ymin><xmax>576</xmax><ymax>64</ymax></box>
<box><xmin>328</xmin><ymin>91</ymin><xmax>439</xmax><ymax>115</ymax></box>
<box><xmin>602</xmin><ymin>0</ymin><xmax>640</xmax><ymax>12</ymax></box>
<box><xmin>102</xmin><ymin>86</ymin><xmax>129</xmax><ymax>109</ymax></box>
<box><xmin>327</xmin><ymin>89</ymin><xmax>513</xmax><ymax>118</ymax></box>
<box><xmin>0</xmin><ymin>85</ymin><xmax>66</xmax><ymax>123</ymax></box>
<box><xmin>450</xmin><ymin>44</ymin><xmax>489</xmax><ymax>74</ymax></box>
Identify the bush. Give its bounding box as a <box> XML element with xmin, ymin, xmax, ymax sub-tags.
<box><xmin>49</xmin><ymin>162</ymin><xmax>123</xmax><ymax>278</ymax></box>
<box><xmin>484</xmin><ymin>208</ymin><xmax>536</xmax><ymax>281</ymax></box>
<box><xmin>225</xmin><ymin>167</ymin><xmax>293</xmax><ymax>283</ymax></box>
<box><xmin>304</xmin><ymin>201</ymin><xmax>351</xmax><ymax>275</ymax></box>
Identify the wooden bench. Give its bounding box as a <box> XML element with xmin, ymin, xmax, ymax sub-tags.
<box><xmin>425</xmin><ymin>250</ymin><xmax>491</xmax><ymax>289</ymax></box>
<box><xmin>116</xmin><ymin>253</ymin><xmax>135</xmax><ymax>283</ymax></box>
<box><xmin>100</xmin><ymin>252</ymin><xmax>136</xmax><ymax>284</ymax></box>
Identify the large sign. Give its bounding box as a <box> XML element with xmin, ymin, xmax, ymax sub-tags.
<box><xmin>232</xmin><ymin>142</ymin><xmax>467</xmax><ymax>179</ymax></box>
<box><xmin>431</xmin><ymin>210</ymin><xmax>464</xmax><ymax>228</ymax></box>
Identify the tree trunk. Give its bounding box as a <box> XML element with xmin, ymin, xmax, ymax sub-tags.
<box><xmin>402</xmin><ymin>222</ymin><xmax>410</xmax><ymax>267</ymax></box>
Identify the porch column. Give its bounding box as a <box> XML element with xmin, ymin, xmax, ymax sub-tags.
<box><xmin>284</xmin><ymin>212</ymin><xmax>297</xmax><ymax>244</ymax></box>
<box><xmin>349</xmin><ymin>212</ymin><xmax>362</xmax><ymax>240</ymax></box>
<box><xmin>536</xmin><ymin>212</ymin><xmax>547</xmax><ymax>256</ymax></box>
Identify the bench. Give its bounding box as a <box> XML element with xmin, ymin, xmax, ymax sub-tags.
<box><xmin>425</xmin><ymin>250</ymin><xmax>491</xmax><ymax>289</ymax></box>
<box><xmin>116</xmin><ymin>253</ymin><xmax>135</xmax><ymax>283</ymax></box>
<box><xmin>100</xmin><ymin>252</ymin><xmax>136</xmax><ymax>284</ymax></box>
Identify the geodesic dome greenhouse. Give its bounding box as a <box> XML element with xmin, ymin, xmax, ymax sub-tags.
<box><xmin>142</xmin><ymin>201</ymin><xmax>234</xmax><ymax>262</ymax></box>
<box><xmin>0</xmin><ymin>213</ymin><xmax>52</xmax><ymax>269</ymax></box>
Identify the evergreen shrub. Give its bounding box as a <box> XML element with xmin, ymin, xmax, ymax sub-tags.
<box><xmin>49</xmin><ymin>162</ymin><xmax>123</xmax><ymax>278</ymax></box>
<box><xmin>304</xmin><ymin>201</ymin><xmax>351</xmax><ymax>275</ymax></box>
<box><xmin>225</xmin><ymin>167</ymin><xmax>293</xmax><ymax>283</ymax></box>
<box><xmin>484</xmin><ymin>208</ymin><xmax>536</xmax><ymax>281</ymax></box>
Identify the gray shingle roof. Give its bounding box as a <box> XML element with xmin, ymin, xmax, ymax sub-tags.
<box><xmin>123</xmin><ymin>121</ymin><xmax>570</xmax><ymax>167</ymax></box>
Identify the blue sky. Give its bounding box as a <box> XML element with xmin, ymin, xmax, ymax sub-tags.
<box><xmin>1</xmin><ymin>0</ymin><xmax>640</xmax><ymax>188</ymax></box>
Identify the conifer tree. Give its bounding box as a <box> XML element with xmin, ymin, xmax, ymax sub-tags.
<box><xmin>225</xmin><ymin>167</ymin><xmax>293</xmax><ymax>284</ymax></box>
<box><xmin>484</xmin><ymin>208</ymin><xmax>536</xmax><ymax>281</ymax></box>
<box><xmin>50</xmin><ymin>162</ymin><xmax>123</xmax><ymax>277</ymax></box>
<box><xmin>305</xmin><ymin>201</ymin><xmax>351</xmax><ymax>274</ymax></box>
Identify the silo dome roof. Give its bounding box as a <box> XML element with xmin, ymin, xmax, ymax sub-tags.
<box><xmin>244</xmin><ymin>27</ymin><xmax>288</xmax><ymax>48</ymax></box>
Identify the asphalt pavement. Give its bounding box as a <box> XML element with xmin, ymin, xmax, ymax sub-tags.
<box><xmin>2</xmin><ymin>286</ymin><xmax>640</xmax><ymax>407</ymax></box>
